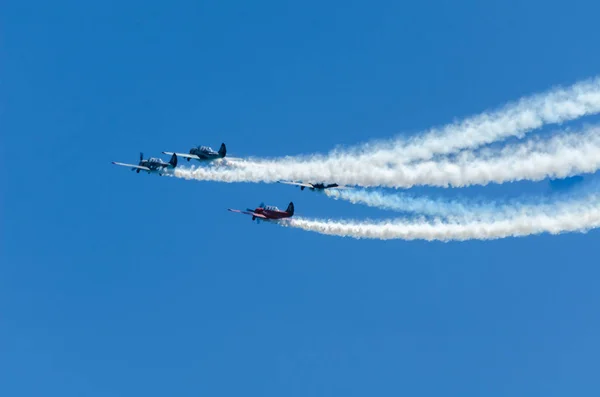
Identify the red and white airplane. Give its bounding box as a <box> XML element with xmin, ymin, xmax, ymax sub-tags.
<box><xmin>228</xmin><ymin>202</ymin><xmax>294</xmax><ymax>223</ymax></box>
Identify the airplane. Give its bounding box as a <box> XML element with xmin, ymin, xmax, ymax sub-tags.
<box><xmin>112</xmin><ymin>152</ymin><xmax>177</xmax><ymax>175</ymax></box>
<box><xmin>163</xmin><ymin>143</ymin><xmax>240</xmax><ymax>163</ymax></box>
<box><xmin>228</xmin><ymin>202</ymin><xmax>294</xmax><ymax>222</ymax></box>
<box><xmin>278</xmin><ymin>180</ymin><xmax>351</xmax><ymax>191</ymax></box>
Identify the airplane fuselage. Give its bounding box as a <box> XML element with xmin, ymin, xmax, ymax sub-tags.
<box><xmin>189</xmin><ymin>147</ymin><xmax>220</xmax><ymax>160</ymax></box>
<box><xmin>301</xmin><ymin>183</ymin><xmax>340</xmax><ymax>191</ymax></box>
<box><xmin>136</xmin><ymin>157</ymin><xmax>176</xmax><ymax>174</ymax></box>
<box><xmin>113</xmin><ymin>152</ymin><xmax>177</xmax><ymax>175</ymax></box>
<box><xmin>228</xmin><ymin>201</ymin><xmax>294</xmax><ymax>223</ymax></box>
<box><xmin>250</xmin><ymin>207</ymin><xmax>292</xmax><ymax>220</ymax></box>
<box><xmin>140</xmin><ymin>159</ymin><xmax>169</xmax><ymax>170</ymax></box>
<box><xmin>185</xmin><ymin>144</ymin><xmax>227</xmax><ymax>161</ymax></box>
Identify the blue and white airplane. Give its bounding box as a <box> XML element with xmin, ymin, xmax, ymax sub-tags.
<box><xmin>112</xmin><ymin>152</ymin><xmax>178</xmax><ymax>175</ymax></box>
<box><xmin>163</xmin><ymin>143</ymin><xmax>240</xmax><ymax>163</ymax></box>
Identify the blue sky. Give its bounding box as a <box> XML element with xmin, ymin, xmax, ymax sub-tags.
<box><xmin>2</xmin><ymin>0</ymin><xmax>600</xmax><ymax>395</ymax></box>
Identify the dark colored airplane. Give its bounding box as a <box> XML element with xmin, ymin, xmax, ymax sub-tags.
<box><xmin>163</xmin><ymin>143</ymin><xmax>240</xmax><ymax>162</ymax></box>
<box><xmin>112</xmin><ymin>152</ymin><xmax>177</xmax><ymax>175</ymax></box>
<box><xmin>228</xmin><ymin>202</ymin><xmax>294</xmax><ymax>222</ymax></box>
<box><xmin>278</xmin><ymin>180</ymin><xmax>350</xmax><ymax>191</ymax></box>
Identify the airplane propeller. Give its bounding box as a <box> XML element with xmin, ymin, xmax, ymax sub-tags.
<box><xmin>140</xmin><ymin>152</ymin><xmax>144</xmax><ymax>161</ymax></box>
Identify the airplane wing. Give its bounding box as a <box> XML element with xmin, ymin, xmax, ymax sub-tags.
<box><xmin>112</xmin><ymin>162</ymin><xmax>151</xmax><ymax>171</ymax></box>
<box><xmin>227</xmin><ymin>209</ymin><xmax>248</xmax><ymax>214</ymax></box>
<box><xmin>162</xmin><ymin>152</ymin><xmax>202</xmax><ymax>161</ymax></box>
<box><xmin>277</xmin><ymin>181</ymin><xmax>314</xmax><ymax>188</ymax></box>
<box><xmin>227</xmin><ymin>209</ymin><xmax>268</xmax><ymax>219</ymax></box>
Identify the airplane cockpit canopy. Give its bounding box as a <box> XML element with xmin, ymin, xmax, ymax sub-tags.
<box><xmin>265</xmin><ymin>205</ymin><xmax>279</xmax><ymax>211</ymax></box>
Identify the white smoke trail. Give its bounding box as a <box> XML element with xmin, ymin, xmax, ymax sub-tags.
<box><xmin>325</xmin><ymin>188</ymin><xmax>600</xmax><ymax>222</ymax></box>
<box><xmin>256</xmin><ymin>77</ymin><xmax>600</xmax><ymax>166</ymax></box>
<box><xmin>173</xmin><ymin>126</ymin><xmax>600</xmax><ymax>188</ymax></box>
<box><xmin>344</xmin><ymin>76</ymin><xmax>600</xmax><ymax>165</ymax></box>
<box><xmin>285</xmin><ymin>197</ymin><xmax>600</xmax><ymax>241</ymax></box>
<box><xmin>170</xmin><ymin>77</ymin><xmax>600</xmax><ymax>177</ymax></box>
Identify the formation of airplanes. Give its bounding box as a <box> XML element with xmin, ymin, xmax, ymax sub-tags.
<box><xmin>112</xmin><ymin>142</ymin><xmax>351</xmax><ymax>223</ymax></box>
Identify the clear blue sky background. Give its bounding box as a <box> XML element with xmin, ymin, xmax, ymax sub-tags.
<box><xmin>3</xmin><ymin>1</ymin><xmax>600</xmax><ymax>396</ymax></box>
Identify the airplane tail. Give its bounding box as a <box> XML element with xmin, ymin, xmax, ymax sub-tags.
<box><xmin>286</xmin><ymin>202</ymin><xmax>295</xmax><ymax>215</ymax></box>
<box><xmin>169</xmin><ymin>153</ymin><xmax>178</xmax><ymax>167</ymax></box>
<box><xmin>218</xmin><ymin>143</ymin><xmax>227</xmax><ymax>158</ymax></box>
